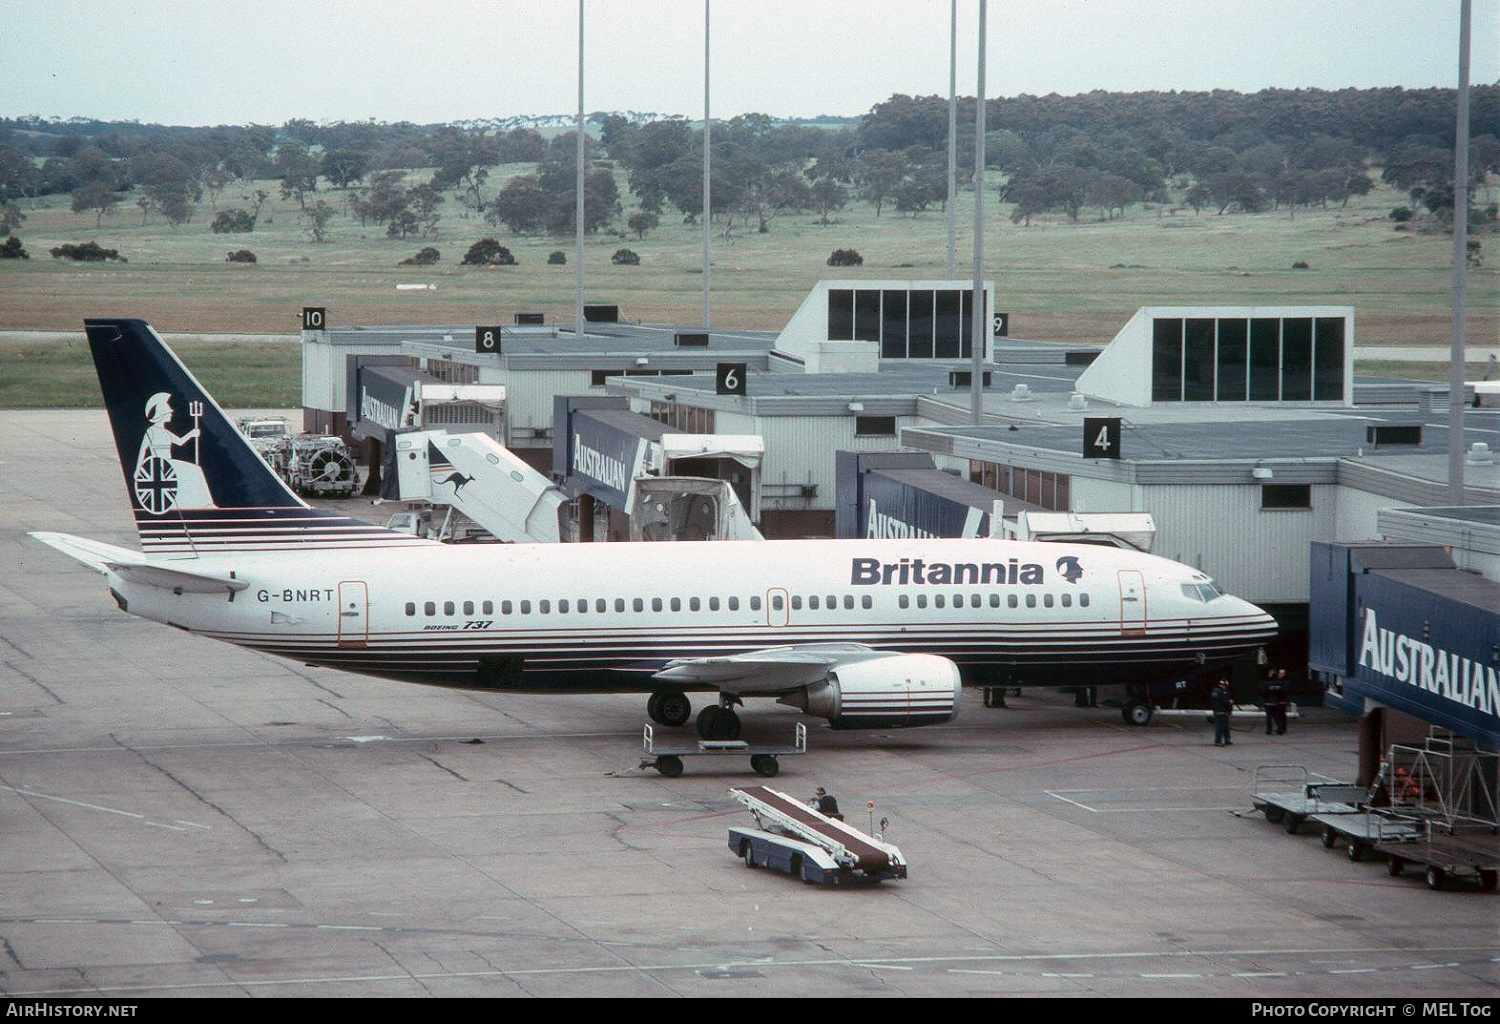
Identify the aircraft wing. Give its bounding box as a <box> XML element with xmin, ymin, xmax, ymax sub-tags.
<box><xmin>652</xmin><ymin>643</ymin><xmax>898</xmax><ymax>693</ymax></box>
<box><xmin>31</xmin><ymin>531</ymin><xmax>248</xmax><ymax>595</ymax></box>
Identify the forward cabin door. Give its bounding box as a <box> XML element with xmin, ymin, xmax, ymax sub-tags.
<box><xmin>1116</xmin><ymin>570</ymin><xmax>1146</xmax><ymax>635</ymax></box>
<box><xmin>338</xmin><ymin>580</ymin><xmax>369</xmax><ymax>648</ymax></box>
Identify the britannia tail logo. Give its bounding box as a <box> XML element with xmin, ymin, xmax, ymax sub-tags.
<box><xmin>132</xmin><ymin>392</ymin><xmax>217</xmax><ymax>513</ymax></box>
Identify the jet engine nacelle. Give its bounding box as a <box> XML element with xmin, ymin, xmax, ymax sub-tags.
<box><xmin>778</xmin><ymin>653</ymin><xmax>962</xmax><ymax>730</ymax></box>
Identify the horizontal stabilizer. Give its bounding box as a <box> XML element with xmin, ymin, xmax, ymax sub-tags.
<box><xmin>30</xmin><ymin>531</ymin><xmax>247</xmax><ymax>594</ymax></box>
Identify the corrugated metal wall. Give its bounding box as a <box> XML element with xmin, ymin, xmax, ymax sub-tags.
<box><xmin>1142</xmin><ymin>484</ymin><xmax>1335</xmax><ymax>604</ymax></box>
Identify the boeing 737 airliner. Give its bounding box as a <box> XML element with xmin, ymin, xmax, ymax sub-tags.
<box><xmin>34</xmin><ymin>320</ymin><xmax>1277</xmax><ymax>739</ymax></box>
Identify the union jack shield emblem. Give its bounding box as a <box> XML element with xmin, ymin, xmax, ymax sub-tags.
<box><xmin>134</xmin><ymin>455</ymin><xmax>178</xmax><ymax>514</ymax></box>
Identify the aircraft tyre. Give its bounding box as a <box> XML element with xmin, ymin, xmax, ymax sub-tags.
<box><xmin>652</xmin><ymin>691</ymin><xmax>691</xmax><ymax>727</ymax></box>
<box><xmin>696</xmin><ymin>705</ymin><xmax>741</xmax><ymax>741</ymax></box>
<box><xmin>751</xmin><ymin>754</ymin><xmax>779</xmax><ymax>778</ymax></box>
<box><xmin>1122</xmin><ymin>700</ymin><xmax>1153</xmax><ymax>726</ymax></box>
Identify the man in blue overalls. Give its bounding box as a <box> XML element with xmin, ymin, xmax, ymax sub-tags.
<box><xmin>1210</xmin><ymin>678</ymin><xmax>1234</xmax><ymax>746</ymax></box>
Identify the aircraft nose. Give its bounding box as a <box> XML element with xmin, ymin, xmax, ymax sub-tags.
<box><xmin>1235</xmin><ymin>597</ymin><xmax>1279</xmax><ymax>635</ymax></box>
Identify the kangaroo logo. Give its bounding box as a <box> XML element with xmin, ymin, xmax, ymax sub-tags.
<box><xmin>438</xmin><ymin>471</ymin><xmax>475</xmax><ymax>494</ymax></box>
<box><xmin>133</xmin><ymin>392</ymin><xmax>217</xmax><ymax>513</ymax></box>
<box><xmin>1055</xmin><ymin>555</ymin><xmax>1084</xmax><ymax>584</ymax></box>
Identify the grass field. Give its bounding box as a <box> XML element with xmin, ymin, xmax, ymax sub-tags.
<box><xmin>1</xmin><ymin>166</ymin><xmax>1495</xmax><ymax>406</ymax></box>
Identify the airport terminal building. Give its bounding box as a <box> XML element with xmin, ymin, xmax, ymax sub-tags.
<box><xmin>297</xmin><ymin>283</ymin><xmax>1499</xmax><ymax>760</ymax></box>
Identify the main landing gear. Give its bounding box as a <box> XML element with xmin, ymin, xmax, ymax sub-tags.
<box><xmin>696</xmin><ymin>695</ymin><xmax>743</xmax><ymax>741</ymax></box>
<box><xmin>646</xmin><ymin>690</ymin><xmax>744</xmax><ymax>741</ymax></box>
<box><xmin>646</xmin><ymin>690</ymin><xmax>692</xmax><ymax>728</ymax></box>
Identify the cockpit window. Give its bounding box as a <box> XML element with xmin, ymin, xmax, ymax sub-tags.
<box><xmin>1181</xmin><ymin>580</ymin><xmax>1224</xmax><ymax>602</ymax></box>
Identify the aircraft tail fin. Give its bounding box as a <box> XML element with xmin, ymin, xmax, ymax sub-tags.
<box><xmin>83</xmin><ymin>318</ymin><xmax>426</xmax><ymax>554</ymax></box>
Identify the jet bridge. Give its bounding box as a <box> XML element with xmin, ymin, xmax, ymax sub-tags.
<box><xmin>554</xmin><ymin>397</ymin><xmax>763</xmax><ymax>542</ymax></box>
<box><xmin>383</xmin><ymin>428</ymin><xmax>565</xmax><ymax>543</ymax></box>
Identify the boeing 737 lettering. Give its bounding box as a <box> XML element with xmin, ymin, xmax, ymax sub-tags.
<box><xmin>33</xmin><ymin>320</ymin><xmax>1278</xmax><ymax>739</ymax></box>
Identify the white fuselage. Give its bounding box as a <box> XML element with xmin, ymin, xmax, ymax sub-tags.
<box><xmin>113</xmin><ymin>536</ymin><xmax>1276</xmax><ymax>693</ymax></box>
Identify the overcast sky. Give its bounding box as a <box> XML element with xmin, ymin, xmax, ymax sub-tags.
<box><xmin>5</xmin><ymin>0</ymin><xmax>1497</xmax><ymax>126</ymax></box>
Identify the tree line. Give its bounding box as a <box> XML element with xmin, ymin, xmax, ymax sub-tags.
<box><xmin>2</xmin><ymin>85</ymin><xmax>1496</xmax><ymax>252</ymax></box>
